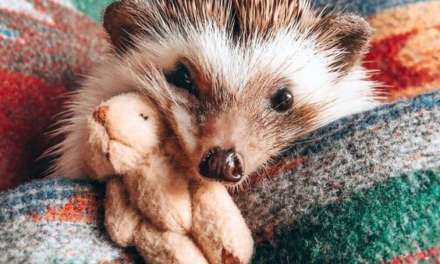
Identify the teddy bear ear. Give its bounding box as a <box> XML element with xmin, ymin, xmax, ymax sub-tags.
<box><xmin>315</xmin><ymin>13</ymin><xmax>371</xmax><ymax>74</ymax></box>
<box><xmin>103</xmin><ymin>1</ymin><xmax>140</xmax><ymax>53</ymax></box>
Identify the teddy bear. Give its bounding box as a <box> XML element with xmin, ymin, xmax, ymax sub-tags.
<box><xmin>83</xmin><ymin>92</ymin><xmax>254</xmax><ymax>264</ymax></box>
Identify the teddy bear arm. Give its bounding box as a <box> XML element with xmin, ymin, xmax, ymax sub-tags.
<box><xmin>85</xmin><ymin>114</ymin><xmax>117</xmax><ymax>181</ymax></box>
<box><xmin>105</xmin><ymin>178</ymin><xmax>142</xmax><ymax>247</ymax></box>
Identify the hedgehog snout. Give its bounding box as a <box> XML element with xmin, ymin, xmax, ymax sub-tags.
<box><xmin>198</xmin><ymin>147</ymin><xmax>244</xmax><ymax>183</ymax></box>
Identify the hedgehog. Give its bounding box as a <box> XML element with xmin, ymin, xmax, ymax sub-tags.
<box><xmin>49</xmin><ymin>0</ymin><xmax>380</xmax><ymax>263</ymax></box>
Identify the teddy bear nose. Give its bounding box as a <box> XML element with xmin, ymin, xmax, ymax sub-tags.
<box><xmin>199</xmin><ymin>148</ymin><xmax>243</xmax><ymax>183</ymax></box>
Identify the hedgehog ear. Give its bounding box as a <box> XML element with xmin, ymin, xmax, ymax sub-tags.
<box><xmin>103</xmin><ymin>1</ymin><xmax>140</xmax><ymax>53</ymax></box>
<box><xmin>317</xmin><ymin>14</ymin><xmax>371</xmax><ymax>73</ymax></box>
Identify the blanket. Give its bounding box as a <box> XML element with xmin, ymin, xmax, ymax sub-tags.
<box><xmin>0</xmin><ymin>0</ymin><xmax>439</xmax><ymax>263</ymax></box>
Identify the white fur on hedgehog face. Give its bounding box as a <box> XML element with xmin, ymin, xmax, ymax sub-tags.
<box><xmin>118</xmin><ymin>26</ymin><xmax>378</xmax><ymax>182</ymax></box>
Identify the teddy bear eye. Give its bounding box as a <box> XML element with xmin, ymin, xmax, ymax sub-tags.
<box><xmin>165</xmin><ymin>63</ymin><xmax>198</xmax><ymax>97</ymax></box>
<box><xmin>139</xmin><ymin>113</ymin><xmax>149</xmax><ymax>121</ymax></box>
<box><xmin>270</xmin><ymin>87</ymin><xmax>294</xmax><ymax>112</ymax></box>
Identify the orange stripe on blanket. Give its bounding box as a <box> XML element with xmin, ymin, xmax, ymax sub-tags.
<box><xmin>32</xmin><ymin>194</ymin><xmax>99</xmax><ymax>224</ymax></box>
<box><xmin>245</xmin><ymin>157</ymin><xmax>306</xmax><ymax>191</ymax></box>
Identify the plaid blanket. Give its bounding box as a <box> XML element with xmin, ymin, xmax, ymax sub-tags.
<box><xmin>1</xmin><ymin>0</ymin><xmax>439</xmax><ymax>263</ymax></box>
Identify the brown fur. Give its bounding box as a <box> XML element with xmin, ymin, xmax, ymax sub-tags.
<box><xmin>312</xmin><ymin>14</ymin><xmax>371</xmax><ymax>73</ymax></box>
<box><xmin>103</xmin><ymin>0</ymin><xmax>231</xmax><ymax>52</ymax></box>
<box><xmin>105</xmin><ymin>0</ymin><xmax>370</xmax><ymax>73</ymax></box>
<box><xmin>232</xmin><ymin>0</ymin><xmax>315</xmax><ymax>40</ymax></box>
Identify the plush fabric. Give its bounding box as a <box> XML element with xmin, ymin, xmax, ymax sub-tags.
<box><xmin>0</xmin><ymin>0</ymin><xmax>439</xmax><ymax>263</ymax></box>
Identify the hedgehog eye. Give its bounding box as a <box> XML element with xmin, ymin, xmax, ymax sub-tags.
<box><xmin>271</xmin><ymin>88</ymin><xmax>294</xmax><ymax>112</ymax></box>
<box><xmin>165</xmin><ymin>63</ymin><xmax>198</xmax><ymax>96</ymax></box>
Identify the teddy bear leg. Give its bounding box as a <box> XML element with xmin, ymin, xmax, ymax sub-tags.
<box><xmin>191</xmin><ymin>182</ymin><xmax>254</xmax><ymax>264</ymax></box>
<box><xmin>105</xmin><ymin>178</ymin><xmax>142</xmax><ymax>247</ymax></box>
<box><xmin>106</xmin><ymin>178</ymin><xmax>207</xmax><ymax>264</ymax></box>
<box><xmin>133</xmin><ymin>221</ymin><xmax>209</xmax><ymax>264</ymax></box>
<box><xmin>123</xmin><ymin>166</ymin><xmax>192</xmax><ymax>234</ymax></box>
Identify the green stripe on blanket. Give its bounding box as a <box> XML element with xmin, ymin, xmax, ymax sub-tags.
<box><xmin>253</xmin><ymin>169</ymin><xmax>440</xmax><ymax>263</ymax></box>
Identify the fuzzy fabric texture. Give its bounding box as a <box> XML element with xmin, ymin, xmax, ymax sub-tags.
<box><xmin>0</xmin><ymin>0</ymin><xmax>439</xmax><ymax>263</ymax></box>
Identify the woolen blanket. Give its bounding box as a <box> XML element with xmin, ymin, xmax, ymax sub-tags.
<box><xmin>0</xmin><ymin>0</ymin><xmax>439</xmax><ymax>263</ymax></box>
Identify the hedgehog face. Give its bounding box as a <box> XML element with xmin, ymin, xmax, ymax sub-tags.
<box><xmin>53</xmin><ymin>0</ymin><xmax>379</xmax><ymax>187</ymax></box>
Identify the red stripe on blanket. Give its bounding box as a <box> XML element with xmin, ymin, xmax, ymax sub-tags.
<box><xmin>0</xmin><ymin>69</ymin><xmax>67</xmax><ymax>191</ymax></box>
<box><xmin>364</xmin><ymin>2</ymin><xmax>440</xmax><ymax>101</ymax></box>
<box><xmin>388</xmin><ymin>246</ymin><xmax>440</xmax><ymax>263</ymax></box>
<box><xmin>363</xmin><ymin>30</ymin><xmax>434</xmax><ymax>94</ymax></box>
<box><xmin>31</xmin><ymin>194</ymin><xmax>99</xmax><ymax>224</ymax></box>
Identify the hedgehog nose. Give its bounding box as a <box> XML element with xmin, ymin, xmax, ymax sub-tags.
<box><xmin>199</xmin><ymin>148</ymin><xmax>243</xmax><ymax>182</ymax></box>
